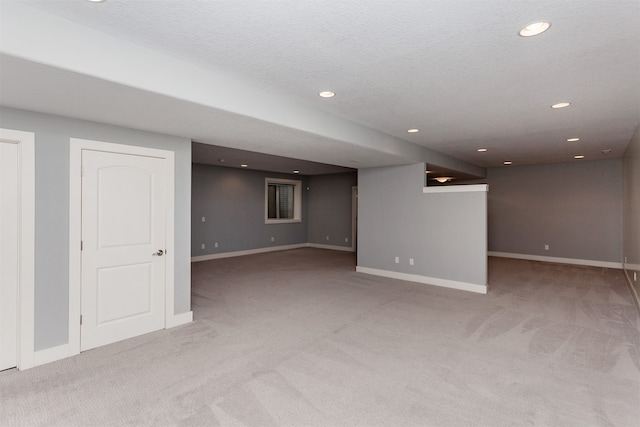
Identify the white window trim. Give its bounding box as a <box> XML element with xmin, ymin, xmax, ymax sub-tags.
<box><xmin>265</xmin><ymin>177</ymin><xmax>302</xmax><ymax>224</ymax></box>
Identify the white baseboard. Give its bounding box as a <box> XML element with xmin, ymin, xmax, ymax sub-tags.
<box><xmin>168</xmin><ymin>310</ymin><xmax>193</xmax><ymax>328</ymax></box>
<box><xmin>191</xmin><ymin>244</ymin><xmax>308</xmax><ymax>262</ymax></box>
<box><xmin>29</xmin><ymin>312</ymin><xmax>193</xmax><ymax>369</ymax></box>
<box><xmin>355</xmin><ymin>266</ymin><xmax>487</xmax><ymax>294</ymax></box>
<box><xmin>191</xmin><ymin>243</ymin><xmax>353</xmax><ymax>262</ymax></box>
<box><xmin>33</xmin><ymin>343</ymin><xmax>75</xmax><ymax>368</ymax></box>
<box><xmin>307</xmin><ymin>243</ymin><xmax>354</xmax><ymax>252</ymax></box>
<box><xmin>623</xmin><ymin>262</ymin><xmax>640</xmax><ymax>271</ymax></box>
<box><xmin>622</xmin><ymin>269</ymin><xmax>640</xmax><ymax>311</ymax></box>
<box><xmin>488</xmin><ymin>252</ymin><xmax>623</xmax><ymax>269</ymax></box>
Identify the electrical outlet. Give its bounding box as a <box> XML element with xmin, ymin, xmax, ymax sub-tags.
<box><xmin>271</xmin><ymin>237</ymin><xmax>275</xmax><ymax>242</ymax></box>
<box><xmin>395</xmin><ymin>256</ymin><xmax>399</xmax><ymax>264</ymax></box>
<box><xmin>214</xmin><ymin>242</ymin><xmax>218</xmax><ymax>248</ymax></box>
<box><xmin>544</xmin><ymin>245</ymin><xmax>549</xmax><ymax>251</ymax></box>
<box><xmin>345</xmin><ymin>237</ymin><xmax>349</xmax><ymax>243</ymax></box>
<box><xmin>409</xmin><ymin>258</ymin><xmax>414</xmax><ymax>266</ymax></box>
<box><xmin>201</xmin><ymin>244</ymin><xmax>205</xmax><ymax>249</ymax></box>
<box><xmin>201</xmin><ymin>216</ymin><xmax>206</xmax><ymax>222</ymax></box>
<box><xmin>326</xmin><ymin>235</ymin><xmax>330</xmax><ymax>241</ymax></box>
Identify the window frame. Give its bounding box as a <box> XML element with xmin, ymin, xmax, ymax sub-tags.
<box><xmin>265</xmin><ymin>177</ymin><xmax>302</xmax><ymax>224</ymax></box>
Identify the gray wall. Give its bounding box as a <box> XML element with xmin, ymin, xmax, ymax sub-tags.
<box><xmin>0</xmin><ymin>107</ymin><xmax>192</xmax><ymax>351</ymax></box>
<box><xmin>358</xmin><ymin>163</ymin><xmax>487</xmax><ymax>286</ymax></box>
<box><xmin>623</xmin><ymin>125</ymin><xmax>640</xmax><ymax>295</ymax></box>
<box><xmin>191</xmin><ymin>164</ymin><xmax>308</xmax><ymax>256</ymax></box>
<box><xmin>487</xmin><ymin>159</ymin><xmax>622</xmax><ymax>263</ymax></box>
<box><xmin>307</xmin><ymin>172</ymin><xmax>357</xmax><ymax>248</ymax></box>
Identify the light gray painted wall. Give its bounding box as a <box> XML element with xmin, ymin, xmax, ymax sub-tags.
<box><xmin>307</xmin><ymin>172</ymin><xmax>357</xmax><ymax>248</ymax></box>
<box><xmin>191</xmin><ymin>164</ymin><xmax>308</xmax><ymax>256</ymax></box>
<box><xmin>358</xmin><ymin>163</ymin><xmax>487</xmax><ymax>286</ymax></box>
<box><xmin>622</xmin><ymin>125</ymin><xmax>640</xmax><ymax>296</ymax></box>
<box><xmin>487</xmin><ymin>159</ymin><xmax>622</xmax><ymax>263</ymax></box>
<box><xmin>0</xmin><ymin>107</ymin><xmax>192</xmax><ymax>351</ymax></box>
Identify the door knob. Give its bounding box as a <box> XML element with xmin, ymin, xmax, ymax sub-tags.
<box><xmin>153</xmin><ymin>249</ymin><xmax>164</xmax><ymax>256</ymax></box>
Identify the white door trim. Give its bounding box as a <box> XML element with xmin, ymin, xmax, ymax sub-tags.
<box><xmin>69</xmin><ymin>138</ymin><xmax>175</xmax><ymax>356</ymax></box>
<box><xmin>351</xmin><ymin>186</ymin><xmax>358</xmax><ymax>252</ymax></box>
<box><xmin>0</xmin><ymin>128</ymin><xmax>35</xmax><ymax>370</ymax></box>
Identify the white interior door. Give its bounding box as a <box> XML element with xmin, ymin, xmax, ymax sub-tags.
<box><xmin>81</xmin><ymin>149</ymin><xmax>167</xmax><ymax>351</ymax></box>
<box><xmin>0</xmin><ymin>141</ymin><xmax>19</xmax><ymax>370</ymax></box>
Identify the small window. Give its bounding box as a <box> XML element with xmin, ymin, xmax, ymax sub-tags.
<box><xmin>265</xmin><ymin>178</ymin><xmax>302</xmax><ymax>223</ymax></box>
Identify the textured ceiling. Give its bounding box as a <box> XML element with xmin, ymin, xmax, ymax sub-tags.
<box><xmin>1</xmin><ymin>0</ymin><xmax>639</xmax><ymax>171</ymax></box>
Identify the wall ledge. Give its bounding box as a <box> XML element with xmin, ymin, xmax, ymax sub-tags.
<box><xmin>489</xmin><ymin>251</ymin><xmax>623</xmax><ymax>269</ymax></box>
<box><xmin>355</xmin><ymin>266</ymin><xmax>487</xmax><ymax>294</ymax></box>
<box><xmin>423</xmin><ymin>184</ymin><xmax>488</xmax><ymax>194</ymax></box>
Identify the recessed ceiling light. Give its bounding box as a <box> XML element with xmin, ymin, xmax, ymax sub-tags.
<box><xmin>218</xmin><ymin>158</ymin><xmax>225</xmax><ymax>163</ymax></box>
<box><xmin>318</xmin><ymin>91</ymin><xmax>335</xmax><ymax>98</ymax></box>
<box><xmin>518</xmin><ymin>21</ymin><xmax>551</xmax><ymax>37</ymax></box>
<box><xmin>407</xmin><ymin>128</ymin><xmax>419</xmax><ymax>133</ymax></box>
<box><xmin>567</xmin><ymin>138</ymin><xmax>580</xmax><ymax>142</ymax></box>
<box><xmin>503</xmin><ymin>161</ymin><xmax>513</xmax><ymax>165</ymax></box>
<box><xmin>574</xmin><ymin>155</ymin><xmax>585</xmax><ymax>159</ymax></box>
<box><xmin>602</xmin><ymin>149</ymin><xmax>612</xmax><ymax>154</ymax></box>
<box><xmin>87</xmin><ymin>0</ymin><xmax>106</xmax><ymax>2</ymax></box>
<box><xmin>293</xmin><ymin>170</ymin><xmax>300</xmax><ymax>174</ymax></box>
<box><xmin>240</xmin><ymin>164</ymin><xmax>248</xmax><ymax>168</ymax></box>
<box><xmin>551</xmin><ymin>102</ymin><xmax>571</xmax><ymax>109</ymax></box>
<box><xmin>477</xmin><ymin>148</ymin><xmax>488</xmax><ymax>152</ymax></box>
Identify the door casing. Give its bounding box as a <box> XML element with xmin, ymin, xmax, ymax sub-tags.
<box><xmin>0</xmin><ymin>128</ymin><xmax>35</xmax><ymax>370</ymax></box>
<box><xmin>1</xmin><ymin>141</ymin><xmax>19</xmax><ymax>370</ymax></box>
<box><xmin>69</xmin><ymin>138</ymin><xmax>175</xmax><ymax>356</ymax></box>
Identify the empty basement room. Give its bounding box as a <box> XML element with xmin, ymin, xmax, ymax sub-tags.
<box><xmin>1</xmin><ymin>1</ymin><xmax>639</xmax><ymax>426</ymax></box>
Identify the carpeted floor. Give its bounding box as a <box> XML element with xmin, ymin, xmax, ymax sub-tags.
<box><xmin>1</xmin><ymin>248</ymin><xmax>639</xmax><ymax>426</ymax></box>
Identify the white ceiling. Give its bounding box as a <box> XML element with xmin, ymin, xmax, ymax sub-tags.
<box><xmin>1</xmin><ymin>0</ymin><xmax>639</xmax><ymax>172</ymax></box>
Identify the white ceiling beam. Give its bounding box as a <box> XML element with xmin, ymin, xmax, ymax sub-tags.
<box><xmin>0</xmin><ymin>2</ymin><xmax>484</xmax><ymax>177</ymax></box>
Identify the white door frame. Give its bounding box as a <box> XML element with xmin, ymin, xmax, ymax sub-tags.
<box><xmin>351</xmin><ymin>186</ymin><xmax>358</xmax><ymax>252</ymax></box>
<box><xmin>69</xmin><ymin>138</ymin><xmax>175</xmax><ymax>356</ymax></box>
<box><xmin>0</xmin><ymin>128</ymin><xmax>35</xmax><ymax>370</ymax></box>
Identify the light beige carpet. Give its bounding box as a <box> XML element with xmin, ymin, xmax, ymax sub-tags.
<box><xmin>1</xmin><ymin>248</ymin><xmax>639</xmax><ymax>426</ymax></box>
